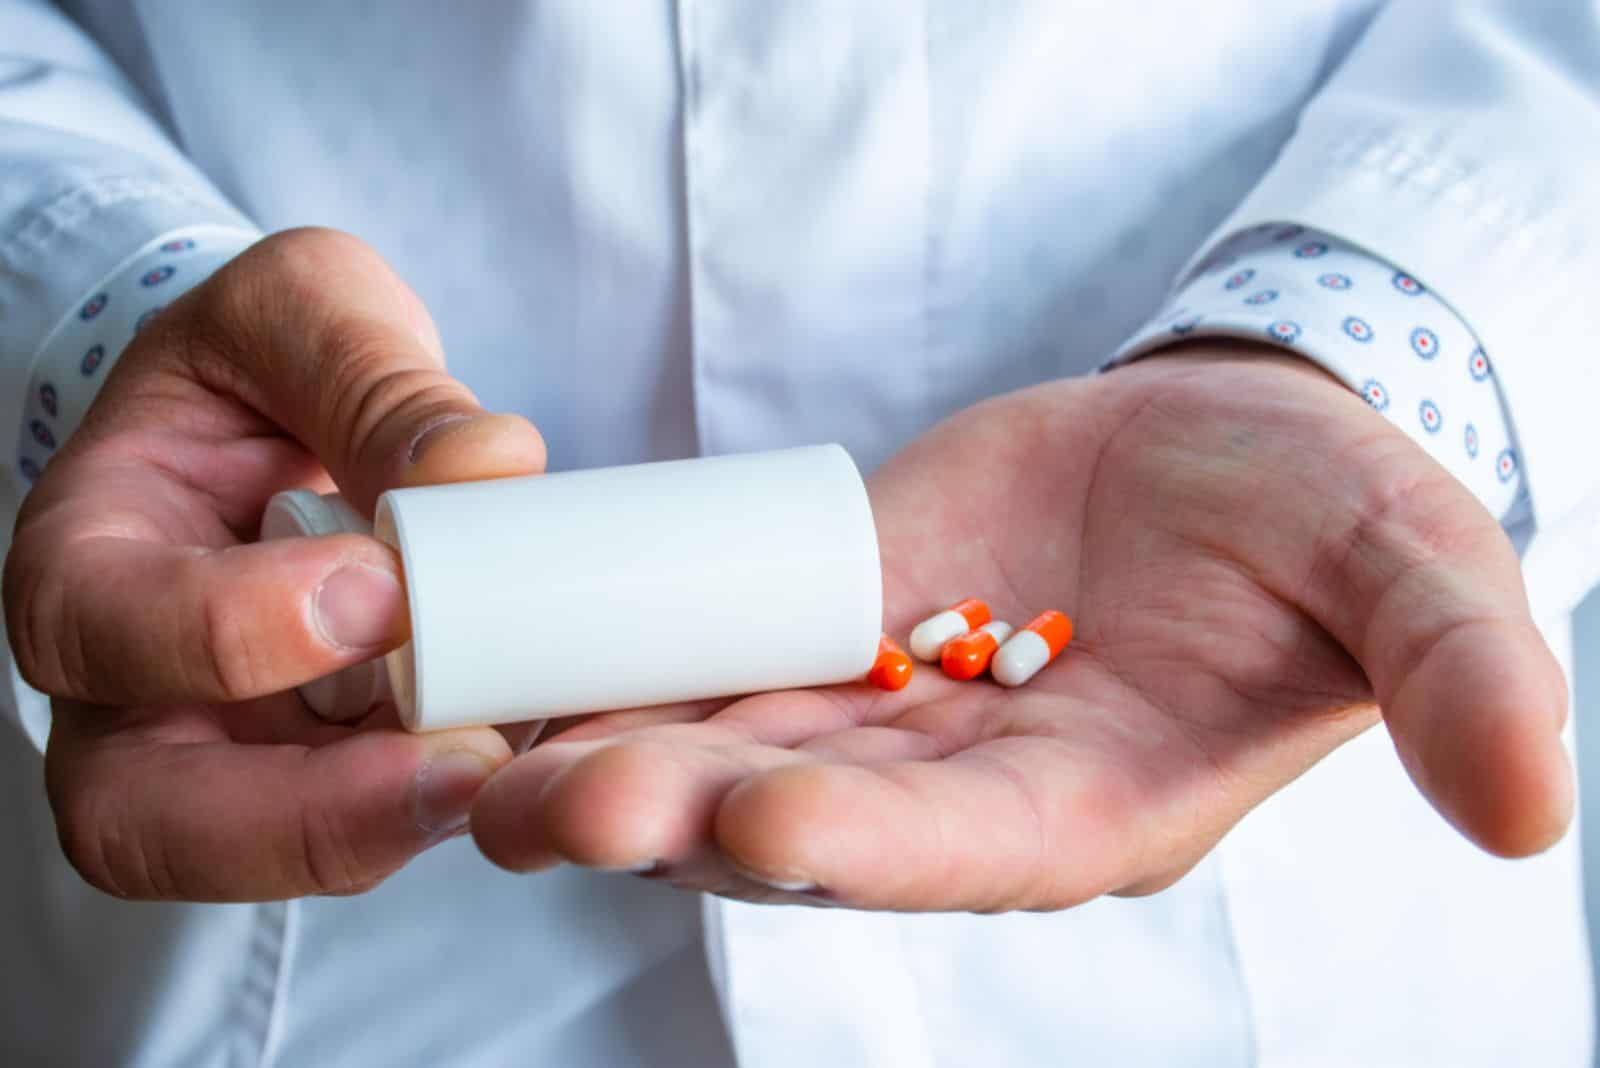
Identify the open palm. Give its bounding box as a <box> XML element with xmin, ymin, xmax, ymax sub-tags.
<box><xmin>471</xmin><ymin>350</ymin><xmax>1572</xmax><ymax>911</ymax></box>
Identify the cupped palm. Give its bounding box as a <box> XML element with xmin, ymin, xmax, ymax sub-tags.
<box><xmin>472</xmin><ymin>351</ymin><xmax>1571</xmax><ymax>911</ymax></box>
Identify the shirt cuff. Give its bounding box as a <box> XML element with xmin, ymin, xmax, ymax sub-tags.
<box><xmin>15</xmin><ymin>225</ymin><xmax>256</xmax><ymax>491</ymax></box>
<box><xmin>7</xmin><ymin>224</ymin><xmax>253</xmax><ymax>750</ymax></box>
<box><xmin>1110</xmin><ymin>224</ymin><xmax>1529</xmax><ymax>527</ymax></box>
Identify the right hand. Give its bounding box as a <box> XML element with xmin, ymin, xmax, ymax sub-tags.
<box><xmin>4</xmin><ymin>228</ymin><xmax>547</xmax><ymax>901</ymax></box>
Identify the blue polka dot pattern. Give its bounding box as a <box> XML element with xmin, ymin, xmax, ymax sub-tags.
<box><xmin>1419</xmin><ymin>399</ymin><xmax>1442</xmax><ymax>434</ymax></box>
<box><xmin>1266</xmin><ymin>320</ymin><xmax>1301</xmax><ymax>343</ymax></box>
<box><xmin>1243</xmin><ymin>289</ymin><xmax>1278</xmax><ymax>305</ymax></box>
<box><xmin>1465</xmin><ymin>423</ymin><xmax>1479</xmax><ymax>459</ymax></box>
<box><xmin>1317</xmin><ymin>273</ymin><xmax>1352</xmax><ymax>290</ymax></box>
<box><xmin>1392</xmin><ymin>272</ymin><xmax>1426</xmax><ymax>296</ymax></box>
<box><xmin>1293</xmin><ymin>241</ymin><xmax>1329</xmax><ymax>259</ymax></box>
<box><xmin>1410</xmin><ymin>327</ymin><xmax>1439</xmax><ymax>359</ymax></box>
<box><xmin>79</xmin><ymin>344</ymin><xmax>104</xmax><ymax>376</ymax></box>
<box><xmin>1342</xmin><ymin>316</ymin><xmax>1374</xmax><ymax>343</ymax></box>
<box><xmin>1362</xmin><ymin>378</ymin><xmax>1390</xmax><ymax>411</ymax></box>
<box><xmin>1497</xmin><ymin>448</ymin><xmax>1518</xmax><ymax>482</ymax></box>
<box><xmin>1224</xmin><ymin>268</ymin><xmax>1255</xmax><ymax>291</ymax></box>
<box><xmin>1469</xmin><ymin>347</ymin><xmax>1491</xmax><ymax>381</ymax></box>
<box><xmin>17</xmin><ymin>227</ymin><xmax>258</xmax><ymax>493</ymax></box>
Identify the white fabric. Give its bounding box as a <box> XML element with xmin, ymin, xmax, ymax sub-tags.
<box><xmin>2</xmin><ymin>2</ymin><xmax>1597</xmax><ymax>1066</ymax></box>
<box><xmin>1115</xmin><ymin>225</ymin><xmax>1529</xmax><ymax>522</ymax></box>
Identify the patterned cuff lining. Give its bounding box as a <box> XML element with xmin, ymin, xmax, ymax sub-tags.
<box><xmin>16</xmin><ymin>225</ymin><xmax>257</xmax><ymax>489</ymax></box>
<box><xmin>1110</xmin><ymin>223</ymin><xmax>1528</xmax><ymax>525</ymax></box>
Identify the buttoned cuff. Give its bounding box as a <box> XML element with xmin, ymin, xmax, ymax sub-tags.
<box><xmin>1111</xmin><ymin>225</ymin><xmax>1528</xmax><ymax>527</ymax></box>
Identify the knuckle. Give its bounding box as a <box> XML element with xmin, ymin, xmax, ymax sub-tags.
<box><xmin>47</xmin><ymin>743</ymin><xmax>190</xmax><ymax>900</ymax></box>
<box><xmin>547</xmin><ymin>744</ymin><xmax>665</xmax><ymax>863</ymax></box>
<box><xmin>193</xmin><ymin>576</ymin><xmax>266</xmax><ymax>703</ymax></box>
<box><xmin>234</xmin><ymin>227</ymin><xmax>371</xmax><ymax>291</ymax></box>
<box><xmin>3</xmin><ymin>541</ymin><xmax>78</xmax><ymax>698</ymax></box>
<box><xmin>1328</xmin><ymin>451</ymin><xmax>1491</xmax><ymax>579</ymax></box>
<box><xmin>53</xmin><ymin>817</ymin><xmax>127</xmax><ymax>899</ymax></box>
<box><xmin>1351</xmin><ymin>474</ymin><xmax>1462</xmax><ymax>560</ymax></box>
<box><xmin>45</xmin><ymin>753</ymin><xmax>136</xmax><ymax>898</ymax></box>
<box><xmin>186</xmin><ymin>239</ymin><xmax>270</xmax><ymax>341</ymax></box>
<box><xmin>2</xmin><ymin>544</ymin><xmax>47</xmax><ymax>689</ymax></box>
<box><xmin>231</xmin><ymin>228</ymin><xmax>391</xmax><ymax>327</ymax></box>
<box><xmin>296</xmin><ymin>797</ymin><xmax>372</xmax><ymax>894</ymax></box>
<box><xmin>1308</xmin><ymin>463</ymin><xmax>1474</xmax><ymax>625</ymax></box>
<box><xmin>322</xmin><ymin>341</ymin><xmax>468</xmax><ymax>468</ymax></box>
<box><xmin>318</xmin><ymin>318</ymin><xmax>417</xmax><ymax>405</ymax></box>
<box><xmin>1309</xmin><ymin>450</ymin><xmax>1519</xmax><ymax>689</ymax></box>
<box><xmin>274</xmin><ymin>226</ymin><xmax>384</xmax><ymax>275</ymax></box>
<box><xmin>184</xmin><ymin>228</ymin><xmax>380</xmax><ymax>375</ymax></box>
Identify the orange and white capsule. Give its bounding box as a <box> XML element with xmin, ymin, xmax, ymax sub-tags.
<box><xmin>940</xmin><ymin>621</ymin><xmax>1015</xmax><ymax>681</ymax></box>
<box><xmin>992</xmin><ymin>610</ymin><xmax>1073</xmax><ymax>687</ymax></box>
<box><xmin>908</xmin><ymin>598</ymin><xmax>992</xmax><ymax>662</ymax></box>
<box><xmin>867</xmin><ymin>635</ymin><xmax>914</xmax><ymax>691</ymax></box>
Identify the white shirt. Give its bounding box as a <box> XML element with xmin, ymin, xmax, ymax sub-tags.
<box><xmin>2</xmin><ymin>3</ymin><xmax>1597</xmax><ymax>1065</ymax></box>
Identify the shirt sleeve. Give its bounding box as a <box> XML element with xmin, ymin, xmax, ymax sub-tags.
<box><xmin>16</xmin><ymin>226</ymin><xmax>256</xmax><ymax>489</ymax></box>
<box><xmin>0</xmin><ymin>2</ymin><xmax>263</xmax><ymax>748</ymax></box>
<box><xmin>1110</xmin><ymin>225</ymin><xmax>1528</xmax><ymax>527</ymax></box>
<box><xmin>5</xmin><ymin>228</ymin><xmax>254</xmax><ymax>751</ymax></box>
<box><xmin>1113</xmin><ymin>0</ymin><xmax>1600</xmax><ymax>622</ymax></box>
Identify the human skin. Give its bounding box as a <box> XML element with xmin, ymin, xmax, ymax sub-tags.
<box><xmin>3</xmin><ymin>228</ymin><xmax>546</xmax><ymax>900</ymax></box>
<box><xmin>470</xmin><ymin>350</ymin><xmax>1571</xmax><ymax>911</ymax></box>
<box><xmin>6</xmin><ymin>228</ymin><xmax>1568</xmax><ymax>908</ymax></box>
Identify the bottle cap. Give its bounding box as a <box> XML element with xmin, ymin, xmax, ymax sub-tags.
<box><xmin>260</xmin><ymin>489</ymin><xmax>392</xmax><ymax>722</ymax></box>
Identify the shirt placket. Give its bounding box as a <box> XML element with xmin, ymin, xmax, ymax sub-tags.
<box><xmin>676</xmin><ymin>1</ymin><xmax>936</xmax><ymax>1063</ymax></box>
<box><xmin>676</xmin><ymin>0</ymin><xmax>935</xmax><ymax>473</ymax></box>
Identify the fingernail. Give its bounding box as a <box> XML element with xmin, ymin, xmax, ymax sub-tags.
<box><xmin>596</xmin><ymin>858</ymin><xmax>662</xmax><ymax>874</ymax></box>
<box><xmin>732</xmin><ymin>861</ymin><xmax>817</xmax><ymax>894</ymax></box>
<box><xmin>760</xmin><ymin>876</ymin><xmax>819</xmax><ymax>893</ymax></box>
<box><xmin>413</xmin><ymin>749</ymin><xmax>497</xmax><ymax>835</ymax></box>
<box><xmin>314</xmin><ymin>565</ymin><xmax>405</xmax><ymax>650</ymax></box>
<box><xmin>408</xmin><ymin>416</ymin><xmax>473</xmax><ymax>464</ymax></box>
<box><xmin>510</xmin><ymin>720</ymin><xmax>549</xmax><ymax>755</ymax></box>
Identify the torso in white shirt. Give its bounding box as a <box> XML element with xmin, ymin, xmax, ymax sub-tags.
<box><xmin>2</xmin><ymin>3</ymin><xmax>1591</xmax><ymax>1065</ymax></box>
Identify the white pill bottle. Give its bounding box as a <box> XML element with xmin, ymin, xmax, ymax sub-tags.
<box><xmin>266</xmin><ymin>445</ymin><xmax>883</xmax><ymax>731</ymax></box>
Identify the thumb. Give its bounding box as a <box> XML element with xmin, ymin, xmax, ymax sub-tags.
<box><xmin>1308</xmin><ymin>460</ymin><xmax>1572</xmax><ymax>858</ymax></box>
<box><xmin>46</xmin><ymin>700</ymin><xmax>513</xmax><ymax>900</ymax></box>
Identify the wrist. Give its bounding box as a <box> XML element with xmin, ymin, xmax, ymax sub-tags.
<box><xmin>1110</xmin><ymin>224</ymin><xmax>1527</xmax><ymax>526</ymax></box>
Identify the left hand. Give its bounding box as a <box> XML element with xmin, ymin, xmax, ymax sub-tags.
<box><xmin>469</xmin><ymin>347</ymin><xmax>1572</xmax><ymax>911</ymax></box>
